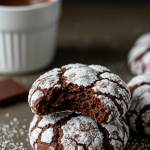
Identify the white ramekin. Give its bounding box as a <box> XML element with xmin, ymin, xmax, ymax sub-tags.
<box><xmin>0</xmin><ymin>0</ymin><xmax>61</xmax><ymax>74</ymax></box>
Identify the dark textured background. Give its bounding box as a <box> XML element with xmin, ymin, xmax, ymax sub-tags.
<box><xmin>63</xmin><ymin>0</ymin><xmax>150</xmax><ymax>4</ymax></box>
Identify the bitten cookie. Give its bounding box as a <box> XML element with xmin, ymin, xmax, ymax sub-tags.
<box><xmin>128</xmin><ymin>32</ymin><xmax>150</xmax><ymax>75</ymax></box>
<box><xmin>29</xmin><ymin>112</ymin><xmax>129</xmax><ymax>150</ymax></box>
<box><xmin>28</xmin><ymin>63</ymin><xmax>131</xmax><ymax>124</ymax></box>
<box><xmin>127</xmin><ymin>74</ymin><xmax>150</xmax><ymax>134</ymax></box>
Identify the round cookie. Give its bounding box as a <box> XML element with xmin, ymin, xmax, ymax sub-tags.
<box><xmin>128</xmin><ymin>33</ymin><xmax>150</xmax><ymax>75</ymax></box>
<box><xmin>29</xmin><ymin>112</ymin><xmax>129</xmax><ymax>150</ymax></box>
<box><xmin>127</xmin><ymin>74</ymin><xmax>150</xmax><ymax>134</ymax></box>
<box><xmin>28</xmin><ymin>63</ymin><xmax>131</xmax><ymax>124</ymax></box>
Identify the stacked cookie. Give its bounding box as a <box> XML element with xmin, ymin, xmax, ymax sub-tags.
<box><xmin>28</xmin><ymin>63</ymin><xmax>130</xmax><ymax>150</ymax></box>
<box><xmin>127</xmin><ymin>33</ymin><xmax>150</xmax><ymax>134</ymax></box>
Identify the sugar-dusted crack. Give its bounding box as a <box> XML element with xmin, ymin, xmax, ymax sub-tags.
<box><xmin>134</xmin><ymin>48</ymin><xmax>150</xmax><ymax>62</ymax></box>
<box><xmin>129</xmin><ymin>82</ymin><xmax>150</xmax><ymax>96</ymax></box>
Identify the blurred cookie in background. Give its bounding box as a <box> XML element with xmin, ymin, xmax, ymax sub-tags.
<box><xmin>128</xmin><ymin>33</ymin><xmax>150</xmax><ymax>75</ymax></box>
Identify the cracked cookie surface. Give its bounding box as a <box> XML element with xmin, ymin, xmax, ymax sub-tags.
<box><xmin>29</xmin><ymin>112</ymin><xmax>129</xmax><ymax>150</ymax></box>
<box><xmin>128</xmin><ymin>32</ymin><xmax>150</xmax><ymax>75</ymax></box>
<box><xmin>127</xmin><ymin>74</ymin><xmax>150</xmax><ymax>134</ymax></box>
<box><xmin>28</xmin><ymin>63</ymin><xmax>131</xmax><ymax>124</ymax></box>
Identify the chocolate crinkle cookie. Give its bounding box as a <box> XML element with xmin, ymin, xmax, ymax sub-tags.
<box><xmin>29</xmin><ymin>112</ymin><xmax>129</xmax><ymax>150</ymax></box>
<box><xmin>127</xmin><ymin>74</ymin><xmax>150</xmax><ymax>134</ymax></box>
<box><xmin>128</xmin><ymin>32</ymin><xmax>150</xmax><ymax>75</ymax></box>
<box><xmin>28</xmin><ymin>63</ymin><xmax>131</xmax><ymax>124</ymax></box>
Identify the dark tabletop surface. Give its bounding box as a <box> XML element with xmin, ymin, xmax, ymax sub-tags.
<box><xmin>1</xmin><ymin>4</ymin><xmax>150</xmax><ymax>150</ymax></box>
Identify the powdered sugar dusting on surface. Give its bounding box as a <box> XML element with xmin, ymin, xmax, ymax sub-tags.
<box><xmin>130</xmin><ymin>85</ymin><xmax>150</xmax><ymax>113</ymax></box>
<box><xmin>78</xmin><ymin>146</ymin><xmax>84</xmax><ymax>150</ymax></box>
<box><xmin>116</xmin><ymin>99</ymin><xmax>127</xmax><ymax>116</ymax></box>
<box><xmin>29</xmin><ymin>63</ymin><xmax>130</xmax><ymax>124</ymax></box>
<box><xmin>110</xmin><ymin>140</ymin><xmax>122</xmax><ymax>150</ymax></box>
<box><xmin>35</xmin><ymin>143</ymin><xmax>37</xmax><ymax>150</ymax></box>
<box><xmin>29</xmin><ymin>114</ymin><xmax>38</xmax><ymax>134</ymax></box>
<box><xmin>100</xmin><ymin>72</ymin><xmax>130</xmax><ymax>93</ymax></box>
<box><xmin>122</xmin><ymin>119</ymin><xmax>130</xmax><ymax>146</ymax></box>
<box><xmin>28</xmin><ymin>68</ymin><xmax>61</xmax><ymax>108</ymax></box>
<box><xmin>92</xmin><ymin>79</ymin><xmax>130</xmax><ymax>120</ymax></box>
<box><xmin>64</xmin><ymin>67</ymin><xmax>98</xmax><ymax>87</ymax></box>
<box><xmin>49</xmin><ymin>146</ymin><xmax>55</xmax><ymax>150</ymax></box>
<box><xmin>101</xmin><ymin>118</ymin><xmax>129</xmax><ymax>149</ymax></box>
<box><xmin>89</xmin><ymin>65</ymin><xmax>110</xmax><ymax>73</ymax></box>
<box><xmin>62</xmin><ymin>63</ymin><xmax>86</xmax><ymax>70</ymax></box>
<box><xmin>142</xmin><ymin>110</ymin><xmax>150</xmax><ymax>134</ymax></box>
<box><xmin>38</xmin><ymin>112</ymin><xmax>73</xmax><ymax>127</ymax></box>
<box><xmin>130</xmin><ymin>60</ymin><xmax>144</xmax><ymax>75</ymax></box>
<box><xmin>30</xmin><ymin>128</ymin><xmax>42</xmax><ymax>148</ymax></box>
<box><xmin>135</xmin><ymin>32</ymin><xmax>150</xmax><ymax>44</ymax></box>
<box><xmin>102</xmin><ymin>120</ymin><xmax>123</xmax><ymax>139</ymax></box>
<box><xmin>38</xmin><ymin>68</ymin><xmax>61</xmax><ymax>89</ymax></box>
<box><xmin>128</xmin><ymin>113</ymin><xmax>138</xmax><ymax>132</ymax></box>
<box><xmin>28</xmin><ymin>80</ymin><xmax>41</xmax><ymax>105</ymax></box>
<box><xmin>128</xmin><ymin>33</ymin><xmax>150</xmax><ymax>75</ymax></box>
<box><xmin>128</xmin><ymin>43</ymin><xmax>150</xmax><ymax>64</ymax></box>
<box><xmin>93</xmin><ymin>79</ymin><xmax>129</xmax><ymax>101</ymax></box>
<box><xmin>127</xmin><ymin>74</ymin><xmax>150</xmax><ymax>88</ymax></box>
<box><xmin>97</xmin><ymin>95</ymin><xmax>120</xmax><ymax>123</ymax></box>
<box><xmin>61</xmin><ymin>115</ymin><xmax>103</xmax><ymax>150</ymax></box>
<box><xmin>127</xmin><ymin>83</ymin><xmax>150</xmax><ymax>134</ymax></box>
<box><xmin>41</xmin><ymin>128</ymin><xmax>54</xmax><ymax>143</ymax></box>
<box><xmin>29</xmin><ymin>113</ymin><xmax>129</xmax><ymax>150</ymax></box>
<box><xmin>31</xmin><ymin>90</ymin><xmax>44</xmax><ymax>107</ymax></box>
<box><xmin>0</xmin><ymin>115</ymin><xmax>30</xmax><ymax>150</ymax></box>
<box><xmin>142</xmin><ymin>51</ymin><xmax>150</xmax><ymax>65</ymax></box>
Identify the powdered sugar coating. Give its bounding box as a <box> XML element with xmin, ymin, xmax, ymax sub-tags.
<box><xmin>116</xmin><ymin>99</ymin><xmax>127</xmax><ymax>116</ymax></box>
<box><xmin>145</xmin><ymin>70</ymin><xmax>150</xmax><ymax>75</ymax></box>
<box><xmin>49</xmin><ymin>146</ymin><xmax>55</xmax><ymax>150</ymax></box>
<box><xmin>28</xmin><ymin>68</ymin><xmax>61</xmax><ymax>107</ymax></box>
<box><xmin>89</xmin><ymin>65</ymin><xmax>110</xmax><ymax>73</ymax></box>
<box><xmin>100</xmin><ymin>72</ymin><xmax>130</xmax><ymax>93</ymax></box>
<box><xmin>127</xmin><ymin>74</ymin><xmax>150</xmax><ymax>88</ymax></box>
<box><xmin>61</xmin><ymin>116</ymin><xmax>103</xmax><ymax>150</ymax></box>
<box><xmin>31</xmin><ymin>90</ymin><xmax>44</xmax><ymax>107</ymax></box>
<box><xmin>29</xmin><ymin>115</ymin><xmax>38</xmax><ymax>135</ymax></box>
<box><xmin>142</xmin><ymin>110</ymin><xmax>150</xmax><ymax>134</ymax></box>
<box><xmin>28</xmin><ymin>80</ymin><xmax>41</xmax><ymax>106</ymax></box>
<box><xmin>29</xmin><ymin>63</ymin><xmax>130</xmax><ymax>124</ymax></box>
<box><xmin>30</xmin><ymin>128</ymin><xmax>42</xmax><ymax>148</ymax></box>
<box><xmin>101</xmin><ymin>117</ymin><xmax>129</xmax><ymax>150</ymax></box>
<box><xmin>93</xmin><ymin>80</ymin><xmax>130</xmax><ymax>105</ymax></box>
<box><xmin>127</xmin><ymin>76</ymin><xmax>150</xmax><ymax>134</ymax></box>
<box><xmin>130</xmin><ymin>85</ymin><xmax>150</xmax><ymax>112</ymax></box>
<box><xmin>128</xmin><ymin>33</ymin><xmax>150</xmax><ymax>75</ymax></box>
<box><xmin>128</xmin><ymin>43</ymin><xmax>150</xmax><ymax>65</ymax></box>
<box><xmin>122</xmin><ymin>120</ymin><xmax>130</xmax><ymax>146</ymax></box>
<box><xmin>29</xmin><ymin>113</ymin><xmax>129</xmax><ymax>150</ymax></box>
<box><xmin>61</xmin><ymin>115</ymin><xmax>129</xmax><ymax>150</ymax></box>
<box><xmin>135</xmin><ymin>32</ymin><xmax>150</xmax><ymax>44</ymax></box>
<box><xmin>110</xmin><ymin>140</ymin><xmax>122</xmax><ymax>150</ymax></box>
<box><xmin>38</xmin><ymin>112</ymin><xmax>73</xmax><ymax>128</ymax></box>
<box><xmin>63</xmin><ymin>67</ymin><xmax>98</xmax><ymax>87</ymax></box>
<box><xmin>62</xmin><ymin>63</ymin><xmax>87</xmax><ymax>70</ymax></box>
<box><xmin>97</xmin><ymin>95</ymin><xmax>120</xmax><ymax>123</ymax></box>
<box><xmin>29</xmin><ymin>111</ymin><xmax>73</xmax><ymax>149</ymax></box>
<box><xmin>41</xmin><ymin>128</ymin><xmax>54</xmax><ymax>143</ymax></box>
<box><xmin>35</xmin><ymin>144</ymin><xmax>37</xmax><ymax>150</ymax></box>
